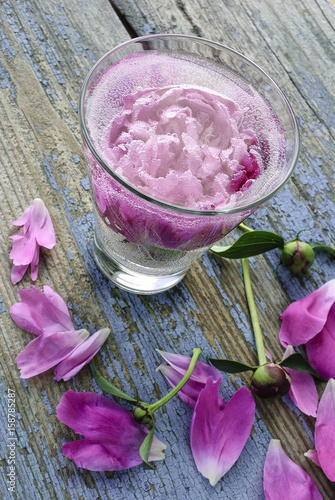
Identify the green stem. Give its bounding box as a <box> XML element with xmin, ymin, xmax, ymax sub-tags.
<box><xmin>148</xmin><ymin>348</ymin><xmax>201</xmax><ymax>413</ymax></box>
<box><xmin>242</xmin><ymin>258</ymin><xmax>267</xmax><ymax>366</ymax></box>
<box><xmin>239</xmin><ymin>222</ymin><xmax>254</xmax><ymax>233</ymax></box>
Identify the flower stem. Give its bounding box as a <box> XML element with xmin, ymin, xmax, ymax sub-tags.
<box><xmin>242</xmin><ymin>258</ymin><xmax>267</xmax><ymax>366</ymax></box>
<box><xmin>239</xmin><ymin>222</ymin><xmax>254</xmax><ymax>233</ymax></box>
<box><xmin>148</xmin><ymin>348</ymin><xmax>201</xmax><ymax>413</ymax></box>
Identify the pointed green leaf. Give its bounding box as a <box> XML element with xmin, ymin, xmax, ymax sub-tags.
<box><xmin>210</xmin><ymin>231</ymin><xmax>285</xmax><ymax>259</ymax></box>
<box><xmin>308</xmin><ymin>242</ymin><xmax>335</xmax><ymax>257</ymax></box>
<box><xmin>139</xmin><ymin>415</ymin><xmax>156</xmax><ymax>468</ymax></box>
<box><xmin>279</xmin><ymin>353</ymin><xmax>321</xmax><ymax>378</ymax></box>
<box><xmin>92</xmin><ymin>365</ymin><xmax>137</xmax><ymax>403</ymax></box>
<box><xmin>208</xmin><ymin>358</ymin><xmax>257</xmax><ymax>374</ymax></box>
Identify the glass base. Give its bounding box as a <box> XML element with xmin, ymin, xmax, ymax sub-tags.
<box><xmin>93</xmin><ymin>237</ymin><xmax>187</xmax><ymax>294</ymax></box>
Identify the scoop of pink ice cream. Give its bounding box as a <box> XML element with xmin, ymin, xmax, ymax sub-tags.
<box><xmin>101</xmin><ymin>86</ymin><xmax>261</xmax><ymax>210</ymax></box>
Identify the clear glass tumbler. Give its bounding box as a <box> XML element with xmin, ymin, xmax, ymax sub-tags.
<box><xmin>79</xmin><ymin>34</ymin><xmax>299</xmax><ymax>294</ymax></box>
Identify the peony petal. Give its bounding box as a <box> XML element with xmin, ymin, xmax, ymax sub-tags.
<box><xmin>283</xmin><ymin>346</ymin><xmax>318</xmax><ymax>417</ymax></box>
<box><xmin>279</xmin><ymin>280</ymin><xmax>335</xmax><ymax>347</ymax></box>
<box><xmin>314</xmin><ymin>378</ymin><xmax>335</xmax><ymax>481</ymax></box>
<box><xmin>57</xmin><ymin>391</ymin><xmax>166</xmax><ymax>471</ymax></box>
<box><xmin>157</xmin><ymin>350</ymin><xmax>222</xmax><ymax>384</ymax></box>
<box><xmin>16</xmin><ymin>329</ymin><xmax>89</xmax><ymax>378</ymax></box>
<box><xmin>29</xmin><ymin>243</ymin><xmax>40</xmax><ymax>281</ymax></box>
<box><xmin>10</xmin><ymin>285</ymin><xmax>74</xmax><ymax>336</ymax></box>
<box><xmin>11</xmin><ymin>264</ymin><xmax>29</xmax><ymax>285</ymax></box>
<box><xmin>54</xmin><ymin>328</ymin><xmax>110</xmax><ymax>381</ymax></box>
<box><xmin>305</xmin><ymin>309</ymin><xmax>335</xmax><ymax>380</ymax></box>
<box><xmin>264</xmin><ymin>439</ymin><xmax>322</xmax><ymax>499</ymax></box>
<box><xmin>9</xmin><ymin>230</ymin><xmax>38</xmax><ymax>266</ymax></box>
<box><xmin>32</xmin><ymin>199</ymin><xmax>56</xmax><ymax>248</ymax></box>
<box><xmin>190</xmin><ymin>379</ymin><xmax>255</xmax><ymax>486</ymax></box>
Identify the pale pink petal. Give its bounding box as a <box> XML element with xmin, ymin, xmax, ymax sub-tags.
<box><xmin>11</xmin><ymin>264</ymin><xmax>29</xmax><ymax>285</ymax></box>
<box><xmin>9</xmin><ymin>231</ymin><xmax>38</xmax><ymax>265</ymax></box>
<box><xmin>16</xmin><ymin>329</ymin><xmax>89</xmax><ymax>378</ymax></box>
<box><xmin>283</xmin><ymin>346</ymin><xmax>318</xmax><ymax>417</ymax></box>
<box><xmin>57</xmin><ymin>391</ymin><xmax>166</xmax><ymax>471</ymax></box>
<box><xmin>314</xmin><ymin>378</ymin><xmax>335</xmax><ymax>481</ymax></box>
<box><xmin>32</xmin><ymin>199</ymin><xmax>56</xmax><ymax>248</ymax></box>
<box><xmin>10</xmin><ymin>285</ymin><xmax>74</xmax><ymax>336</ymax></box>
<box><xmin>304</xmin><ymin>449</ymin><xmax>321</xmax><ymax>468</ymax></box>
<box><xmin>54</xmin><ymin>328</ymin><xmax>110</xmax><ymax>381</ymax></box>
<box><xmin>157</xmin><ymin>350</ymin><xmax>221</xmax><ymax>383</ymax></box>
<box><xmin>190</xmin><ymin>379</ymin><xmax>255</xmax><ymax>486</ymax></box>
<box><xmin>264</xmin><ymin>439</ymin><xmax>322</xmax><ymax>499</ymax></box>
<box><xmin>10</xmin><ymin>204</ymin><xmax>32</xmax><ymax>227</ymax></box>
<box><xmin>157</xmin><ymin>362</ymin><xmax>225</xmax><ymax>410</ymax></box>
<box><xmin>279</xmin><ymin>280</ymin><xmax>335</xmax><ymax>347</ymax></box>
<box><xmin>305</xmin><ymin>310</ymin><xmax>335</xmax><ymax>380</ymax></box>
<box><xmin>29</xmin><ymin>244</ymin><xmax>40</xmax><ymax>281</ymax></box>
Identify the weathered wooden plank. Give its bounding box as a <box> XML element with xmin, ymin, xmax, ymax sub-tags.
<box><xmin>0</xmin><ymin>0</ymin><xmax>334</xmax><ymax>499</ymax></box>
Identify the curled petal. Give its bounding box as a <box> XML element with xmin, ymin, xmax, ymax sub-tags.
<box><xmin>16</xmin><ymin>329</ymin><xmax>89</xmax><ymax>378</ymax></box>
<box><xmin>157</xmin><ymin>350</ymin><xmax>221</xmax><ymax>384</ymax></box>
<box><xmin>264</xmin><ymin>439</ymin><xmax>322</xmax><ymax>499</ymax></box>
<box><xmin>283</xmin><ymin>346</ymin><xmax>318</xmax><ymax>417</ymax></box>
<box><xmin>313</xmin><ymin>378</ymin><xmax>335</xmax><ymax>481</ymax></box>
<box><xmin>11</xmin><ymin>264</ymin><xmax>29</xmax><ymax>285</ymax></box>
<box><xmin>279</xmin><ymin>280</ymin><xmax>335</xmax><ymax>347</ymax></box>
<box><xmin>57</xmin><ymin>391</ymin><xmax>166</xmax><ymax>471</ymax></box>
<box><xmin>305</xmin><ymin>310</ymin><xmax>335</xmax><ymax>380</ymax></box>
<box><xmin>10</xmin><ymin>285</ymin><xmax>74</xmax><ymax>336</ymax></box>
<box><xmin>304</xmin><ymin>449</ymin><xmax>321</xmax><ymax>468</ymax></box>
<box><xmin>190</xmin><ymin>379</ymin><xmax>255</xmax><ymax>486</ymax></box>
<box><xmin>54</xmin><ymin>328</ymin><xmax>110</xmax><ymax>381</ymax></box>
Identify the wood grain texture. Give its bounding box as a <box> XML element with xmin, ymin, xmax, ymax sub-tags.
<box><xmin>0</xmin><ymin>0</ymin><xmax>334</xmax><ymax>499</ymax></box>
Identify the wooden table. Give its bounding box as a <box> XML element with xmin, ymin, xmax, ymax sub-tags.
<box><xmin>0</xmin><ymin>1</ymin><xmax>334</xmax><ymax>498</ymax></box>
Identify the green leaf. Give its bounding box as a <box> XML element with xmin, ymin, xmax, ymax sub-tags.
<box><xmin>139</xmin><ymin>415</ymin><xmax>156</xmax><ymax>468</ymax></box>
<box><xmin>308</xmin><ymin>241</ymin><xmax>335</xmax><ymax>257</ymax></box>
<box><xmin>279</xmin><ymin>353</ymin><xmax>321</xmax><ymax>378</ymax></box>
<box><xmin>210</xmin><ymin>231</ymin><xmax>285</xmax><ymax>259</ymax></box>
<box><xmin>92</xmin><ymin>365</ymin><xmax>137</xmax><ymax>404</ymax></box>
<box><xmin>208</xmin><ymin>358</ymin><xmax>257</xmax><ymax>374</ymax></box>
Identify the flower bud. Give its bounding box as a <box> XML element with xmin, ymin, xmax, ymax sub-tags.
<box><xmin>281</xmin><ymin>239</ymin><xmax>315</xmax><ymax>274</ymax></box>
<box><xmin>251</xmin><ymin>363</ymin><xmax>291</xmax><ymax>399</ymax></box>
<box><xmin>133</xmin><ymin>405</ymin><xmax>153</xmax><ymax>427</ymax></box>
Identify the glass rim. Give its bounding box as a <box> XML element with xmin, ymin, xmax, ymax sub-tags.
<box><xmin>79</xmin><ymin>33</ymin><xmax>300</xmax><ymax>216</ymax></box>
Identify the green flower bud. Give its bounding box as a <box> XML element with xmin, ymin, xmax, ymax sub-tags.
<box><xmin>281</xmin><ymin>239</ymin><xmax>315</xmax><ymax>273</ymax></box>
<box><xmin>251</xmin><ymin>363</ymin><xmax>291</xmax><ymax>399</ymax></box>
<box><xmin>133</xmin><ymin>405</ymin><xmax>153</xmax><ymax>427</ymax></box>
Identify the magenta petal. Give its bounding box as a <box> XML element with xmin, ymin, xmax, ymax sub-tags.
<box><xmin>56</xmin><ymin>391</ymin><xmax>166</xmax><ymax>471</ymax></box>
<box><xmin>10</xmin><ymin>285</ymin><xmax>74</xmax><ymax>335</ymax></box>
<box><xmin>16</xmin><ymin>329</ymin><xmax>89</xmax><ymax>378</ymax></box>
<box><xmin>10</xmin><ymin>230</ymin><xmax>37</xmax><ymax>265</ymax></box>
<box><xmin>279</xmin><ymin>280</ymin><xmax>335</xmax><ymax>347</ymax></box>
<box><xmin>190</xmin><ymin>379</ymin><xmax>255</xmax><ymax>486</ymax></box>
<box><xmin>304</xmin><ymin>449</ymin><xmax>321</xmax><ymax>468</ymax></box>
<box><xmin>29</xmin><ymin>244</ymin><xmax>40</xmax><ymax>281</ymax></box>
<box><xmin>283</xmin><ymin>346</ymin><xmax>318</xmax><ymax>417</ymax></box>
<box><xmin>314</xmin><ymin>378</ymin><xmax>335</xmax><ymax>481</ymax></box>
<box><xmin>54</xmin><ymin>328</ymin><xmax>110</xmax><ymax>381</ymax></box>
<box><xmin>157</xmin><ymin>350</ymin><xmax>222</xmax><ymax>383</ymax></box>
<box><xmin>264</xmin><ymin>439</ymin><xmax>322</xmax><ymax>499</ymax></box>
<box><xmin>157</xmin><ymin>363</ymin><xmax>225</xmax><ymax>410</ymax></box>
<box><xmin>305</xmin><ymin>309</ymin><xmax>335</xmax><ymax>380</ymax></box>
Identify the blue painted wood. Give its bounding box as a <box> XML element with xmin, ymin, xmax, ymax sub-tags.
<box><xmin>0</xmin><ymin>0</ymin><xmax>334</xmax><ymax>499</ymax></box>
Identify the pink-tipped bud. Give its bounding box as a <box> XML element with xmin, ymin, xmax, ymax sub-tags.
<box><xmin>251</xmin><ymin>363</ymin><xmax>291</xmax><ymax>399</ymax></box>
<box><xmin>281</xmin><ymin>239</ymin><xmax>315</xmax><ymax>274</ymax></box>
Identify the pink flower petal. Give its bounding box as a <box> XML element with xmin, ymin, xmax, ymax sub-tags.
<box><xmin>54</xmin><ymin>328</ymin><xmax>110</xmax><ymax>381</ymax></box>
<box><xmin>305</xmin><ymin>309</ymin><xmax>335</xmax><ymax>380</ymax></box>
<box><xmin>279</xmin><ymin>280</ymin><xmax>335</xmax><ymax>347</ymax></box>
<box><xmin>56</xmin><ymin>391</ymin><xmax>166</xmax><ymax>471</ymax></box>
<box><xmin>16</xmin><ymin>329</ymin><xmax>89</xmax><ymax>378</ymax></box>
<box><xmin>313</xmin><ymin>378</ymin><xmax>335</xmax><ymax>481</ymax></box>
<box><xmin>9</xmin><ymin>199</ymin><xmax>56</xmax><ymax>283</ymax></box>
<box><xmin>264</xmin><ymin>439</ymin><xmax>322</xmax><ymax>499</ymax></box>
<box><xmin>157</xmin><ymin>350</ymin><xmax>222</xmax><ymax>383</ymax></box>
<box><xmin>10</xmin><ymin>285</ymin><xmax>74</xmax><ymax>336</ymax></box>
<box><xmin>304</xmin><ymin>449</ymin><xmax>321</xmax><ymax>468</ymax></box>
<box><xmin>283</xmin><ymin>346</ymin><xmax>318</xmax><ymax>417</ymax></box>
<box><xmin>157</xmin><ymin>363</ymin><xmax>225</xmax><ymax>410</ymax></box>
<box><xmin>190</xmin><ymin>379</ymin><xmax>255</xmax><ymax>486</ymax></box>
<box><xmin>11</xmin><ymin>264</ymin><xmax>29</xmax><ymax>285</ymax></box>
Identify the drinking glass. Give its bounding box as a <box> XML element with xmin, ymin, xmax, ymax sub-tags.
<box><xmin>79</xmin><ymin>34</ymin><xmax>299</xmax><ymax>294</ymax></box>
